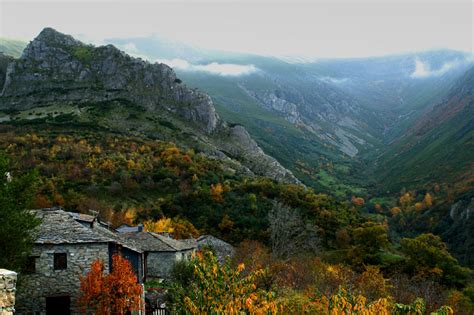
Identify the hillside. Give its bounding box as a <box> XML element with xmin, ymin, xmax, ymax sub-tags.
<box><xmin>374</xmin><ymin>66</ymin><xmax>474</xmax><ymax>194</ymax></box>
<box><xmin>0</xmin><ymin>28</ymin><xmax>297</xmax><ymax>184</ymax></box>
<box><xmin>0</xmin><ymin>37</ymin><xmax>27</xmax><ymax>58</ymax></box>
<box><xmin>109</xmin><ymin>35</ymin><xmax>472</xmax><ymax>197</ymax></box>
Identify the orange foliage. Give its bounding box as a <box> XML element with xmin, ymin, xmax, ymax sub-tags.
<box><xmin>78</xmin><ymin>254</ymin><xmax>143</xmax><ymax>315</ymax></box>
<box><xmin>390</xmin><ymin>207</ymin><xmax>402</xmax><ymax>217</ymax></box>
<box><xmin>351</xmin><ymin>196</ymin><xmax>365</xmax><ymax>206</ymax></box>
<box><xmin>415</xmin><ymin>202</ymin><xmax>425</xmax><ymax>211</ymax></box>
<box><xmin>33</xmin><ymin>194</ymin><xmax>52</xmax><ymax>208</ymax></box>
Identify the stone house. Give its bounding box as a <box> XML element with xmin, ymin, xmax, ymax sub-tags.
<box><xmin>122</xmin><ymin>232</ymin><xmax>197</xmax><ymax>279</ymax></box>
<box><xmin>15</xmin><ymin>208</ymin><xmax>145</xmax><ymax>315</ymax></box>
<box><xmin>197</xmin><ymin>235</ymin><xmax>235</xmax><ymax>263</ymax></box>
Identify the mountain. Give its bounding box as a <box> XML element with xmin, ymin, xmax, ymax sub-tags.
<box><xmin>4</xmin><ymin>32</ymin><xmax>471</xmax><ymax>198</ymax></box>
<box><xmin>0</xmin><ymin>38</ymin><xmax>27</xmax><ymax>58</ymax></box>
<box><xmin>374</xmin><ymin>66</ymin><xmax>474</xmax><ymax>193</ymax></box>
<box><xmin>119</xmin><ymin>35</ymin><xmax>471</xmax><ymax>196</ymax></box>
<box><xmin>0</xmin><ymin>28</ymin><xmax>298</xmax><ymax>184</ymax></box>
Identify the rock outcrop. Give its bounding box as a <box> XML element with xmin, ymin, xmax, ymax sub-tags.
<box><xmin>1</xmin><ymin>28</ymin><xmax>218</xmax><ymax>134</ymax></box>
<box><xmin>0</xmin><ymin>28</ymin><xmax>299</xmax><ymax>184</ymax></box>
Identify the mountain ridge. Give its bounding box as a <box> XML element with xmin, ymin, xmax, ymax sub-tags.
<box><xmin>0</xmin><ymin>27</ymin><xmax>299</xmax><ymax>184</ymax></box>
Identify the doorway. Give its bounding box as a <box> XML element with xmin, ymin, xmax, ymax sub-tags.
<box><xmin>45</xmin><ymin>296</ymin><xmax>70</xmax><ymax>315</ymax></box>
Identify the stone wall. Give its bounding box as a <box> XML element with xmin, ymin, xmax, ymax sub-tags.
<box><xmin>147</xmin><ymin>250</ymin><xmax>193</xmax><ymax>279</ymax></box>
<box><xmin>15</xmin><ymin>242</ymin><xmax>109</xmax><ymax>315</ymax></box>
<box><xmin>0</xmin><ymin>269</ymin><xmax>17</xmax><ymax>315</ymax></box>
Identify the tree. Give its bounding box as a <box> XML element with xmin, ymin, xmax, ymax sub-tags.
<box><xmin>268</xmin><ymin>202</ymin><xmax>320</xmax><ymax>259</ymax></box>
<box><xmin>144</xmin><ymin>217</ymin><xmax>174</xmax><ymax>234</ymax></box>
<box><xmin>78</xmin><ymin>254</ymin><xmax>143</xmax><ymax>315</ymax></box>
<box><xmin>349</xmin><ymin>222</ymin><xmax>389</xmax><ymax>265</ymax></box>
<box><xmin>0</xmin><ymin>154</ymin><xmax>40</xmax><ymax>270</ymax></box>
<box><xmin>424</xmin><ymin>193</ymin><xmax>433</xmax><ymax>207</ymax></box>
<box><xmin>169</xmin><ymin>250</ymin><xmax>277</xmax><ymax>314</ymax></box>
<box><xmin>351</xmin><ymin>196</ymin><xmax>365</xmax><ymax>206</ymax></box>
<box><xmin>210</xmin><ymin>183</ymin><xmax>224</xmax><ymax>203</ymax></box>
<box><xmin>400</xmin><ymin>233</ymin><xmax>471</xmax><ymax>287</ymax></box>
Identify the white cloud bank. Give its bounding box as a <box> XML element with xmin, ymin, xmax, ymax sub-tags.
<box><xmin>410</xmin><ymin>58</ymin><xmax>465</xmax><ymax>78</ymax></box>
<box><xmin>156</xmin><ymin>58</ymin><xmax>258</xmax><ymax>76</ymax></box>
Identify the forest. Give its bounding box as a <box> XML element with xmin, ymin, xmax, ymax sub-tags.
<box><xmin>1</xmin><ymin>123</ymin><xmax>473</xmax><ymax>313</ymax></box>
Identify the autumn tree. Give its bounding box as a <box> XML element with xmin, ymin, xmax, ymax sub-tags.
<box><xmin>210</xmin><ymin>183</ymin><xmax>224</xmax><ymax>203</ymax></box>
<box><xmin>144</xmin><ymin>217</ymin><xmax>174</xmax><ymax>234</ymax></box>
<box><xmin>169</xmin><ymin>250</ymin><xmax>277</xmax><ymax>314</ymax></box>
<box><xmin>78</xmin><ymin>254</ymin><xmax>143</xmax><ymax>315</ymax></box>
<box><xmin>351</xmin><ymin>196</ymin><xmax>365</xmax><ymax>206</ymax></box>
<box><xmin>424</xmin><ymin>192</ymin><xmax>433</xmax><ymax>207</ymax></box>
<box><xmin>143</xmin><ymin>216</ymin><xmax>199</xmax><ymax>239</ymax></box>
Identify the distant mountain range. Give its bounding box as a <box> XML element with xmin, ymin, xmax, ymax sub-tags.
<box><xmin>1</xmin><ymin>31</ymin><xmax>472</xmax><ymax>197</ymax></box>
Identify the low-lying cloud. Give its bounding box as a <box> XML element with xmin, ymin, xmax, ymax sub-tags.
<box><xmin>157</xmin><ymin>58</ymin><xmax>258</xmax><ymax>76</ymax></box>
<box><xmin>319</xmin><ymin>76</ymin><xmax>349</xmax><ymax>84</ymax></box>
<box><xmin>410</xmin><ymin>58</ymin><xmax>464</xmax><ymax>78</ymax></box>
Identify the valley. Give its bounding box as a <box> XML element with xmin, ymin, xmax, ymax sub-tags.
<box><xmin>0</xmin><ymin>27</ymin><xmax>473</xmax><ymax>313</ymax></box>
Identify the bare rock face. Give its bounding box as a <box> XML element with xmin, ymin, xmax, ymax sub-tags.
<box><xmin>0</xmin><ymin>27</ymin><xmax>299</xmax><ymax>184</ymax></box>
<box><xmin>0</xmin><ymin>27</ymin><xmax>218</xmax><ymax>133</ymax></box>
<box><xmin>216</xmin><ymin>125</ymin><xmax>300</xmax><ymax>184</ymax></box>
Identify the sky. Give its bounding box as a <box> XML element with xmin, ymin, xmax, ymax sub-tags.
<box><xmin>0</xmin><ymin>0</ymin><xmax>472</xmax><ymax>59</ymax></box>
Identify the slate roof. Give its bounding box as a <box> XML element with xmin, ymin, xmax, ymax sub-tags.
<box><xmin>32</xmin><ymin>208</ymin><xmax>142</xmax><ymax>253</ymax></box>
<box><xmin>124</xmin><ymin>232</ymin><xmax>197</xmax><ymax>252</ymax></box>
<box><xmin>116</xmin><ymin>224</ymin><xmax>144</xmax><ymax>233</ymax></box>
<box><xmin>197</xmin><ymin>235</ymin><xmax>234</xmax><ymax>262</ymax></box>
<box><xmin>68</xmin><ymin>212</ymin><xmax>96</xmax><ymax>224</ymax></box>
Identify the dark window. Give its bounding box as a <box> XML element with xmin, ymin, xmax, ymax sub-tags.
<box><xmin>53</xmin><ymin>253</ymin><xmax>67</xmax><ymax>270</ymax></box>
<box><xmin>24</xmin><ymin>256</ymin><xmax>37</xmax><ymax>274</ymax></box>
<box><xmin>46</xmin><ymin>296</ymin><xmax>70</xmax><ymax>315</ymax></box>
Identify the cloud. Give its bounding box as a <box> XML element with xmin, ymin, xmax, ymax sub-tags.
<box><xmin>410</xmin><ymin>58</ymin><xmax>464</xmax><ymax>78</ymax></box>
<box><xmin>319</xmin><ymin>76</ymin><xmax>349</xmax><ymax>84</ymax></box>
<box><xmin>156</xmin><ymin>58</ymin><xmax>258</xmax><ymax>76</ymax></box>
<box><xmin>121</xmin><ymin>42</ymin><xmax>139</xmax><ymax>54</ymax></box>
<box><xmin>114</xmin><ymin>42</ymin><xmax>152</xmax><ymax>60</ymax></box>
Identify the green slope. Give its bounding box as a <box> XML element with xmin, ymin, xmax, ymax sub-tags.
<box><xmin>0</xmin><ymin>37</ymin><xmax>27</xmax><ymax>58</ymax></box>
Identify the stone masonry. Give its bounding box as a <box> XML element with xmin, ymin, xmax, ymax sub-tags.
<box><xmin>15</xmin><ymin>243</ymin><xmax>109</xmax><ymax>314</ymax></box>
<box><xmin>0</xmin><ymin>269</ymin><xmax>17</xmax><ymax>315</ymax></box>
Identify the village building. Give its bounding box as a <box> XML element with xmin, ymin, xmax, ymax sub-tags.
<box><xmin>197</xmin><ymin>235</ymin><xmax>235</xmax><ymax>263</ymax></box>
<box><xmin>120</xmin><ymin>231</ymin><xmax>197</xmax><ymax>279</ymax></box>
<box><xmin>15</xmin><ymin>207</ymin><xmax>145</xmax><ymax>315</ymax></box>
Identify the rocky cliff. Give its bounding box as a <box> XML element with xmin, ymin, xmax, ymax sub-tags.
<box><xmin>0</xmin><ymin>28</ymin><xmax>299</xmax><ymax>184</ymax></box>
<box><xmin>1</xmin><ymin>28</ymin><xmax>218</xmax><ymax>133</ymax></box>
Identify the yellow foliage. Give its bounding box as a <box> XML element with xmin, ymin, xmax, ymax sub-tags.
<box><xmin>424</xmin><ymin>193</ymin><xmax>433</xmax><ymax>207</ymax></box>
<box><xmin>399</xmin><ymin>192</ymin><xmax>412</xmax><ymax>205</ymax></box>
<box><xmin>143</xmin><ymin>217</ymin><xmax>175</xmax><ymax>234</ymax></box>
<box><xmin>127</xmin><ymin>159</ymin><xmax>136</xmax><ymax>170</ymax></box>
<box><xmin>123</xmin><ymin>208</ymin><xmax>136</xmax><ymax>226</ymax></box>
<box><xmin>210</xmin><ymin>183</ymin><xmax>225</xmax><ymax>203</ymax></box>
<box><xmin>178</xmin><ymin>250</ymin><xmax>278</xmax><ymax>314</ymax></box>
